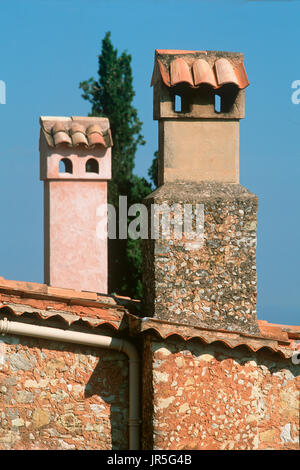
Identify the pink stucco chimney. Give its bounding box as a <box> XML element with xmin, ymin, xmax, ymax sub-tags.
<box><xmin>39</xmin><ymin>116</ymin><xmax>112</xmax><ymax>294</ymax></box>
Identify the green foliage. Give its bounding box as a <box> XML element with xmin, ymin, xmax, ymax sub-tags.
<box><xmin>80</xmin><ymin>32</ymin><xmax>155</xmax><ymax>299</ymax></box>
<box><xmin>148</xmin><ymin>150</ymin><xmax>159</xmax><ymax>189</ymax></box>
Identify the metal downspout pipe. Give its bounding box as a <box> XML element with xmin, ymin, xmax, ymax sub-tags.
<box><xmin>0</xmin><ymin>317</ymin><xmax>140</xmax><ymax>450</ymax></box>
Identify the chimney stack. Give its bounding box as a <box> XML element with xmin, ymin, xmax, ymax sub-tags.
<box><xmin>143</xmin><ymin>50</ymin><xmax>259</xmax><ymax>335</ymax></box>
<box><xmin>40</xmin><ymin>116</ymin><xmax>112</xmax><ymax>294</ymax></box>
<box><xmin>151</xmin><ymin>49</ymin><xmax>249</xmax><ymax>185</ymax></box>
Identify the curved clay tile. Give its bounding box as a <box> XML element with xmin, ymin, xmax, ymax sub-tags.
<box><xmin>170</xmin><ymin>58</ymin><xmax>194</xmax><ymax>86</ymax></box>
<box><xmin>87</xmin><ymin>133</ymin><xmax>106</xmax><ymax>147</ymax></box>
<box><xmin>52</xmin><ymin>121</ymin><xmax>67</xmax><ymax>134</ymax></box>
<box><xmin>143</xmin><ymin>326</ymin><xmax>289</xmax><ymax>358</ymax></box>
<box><xmin>214</xmin><ymin>58</ymin><xmax>239</xmax><ymax>87</ymax></box>
<box><xmin>86</xmin><ymin>124</ymin><xmax>103</xmax><ymax>135</ymax></box>
<box><xmin>234</xmin><ymin>62</ymin><xmax>250</xmax><ymax>89</ymax></box>
<box><xmin>0</xmin><ymin>305</ymin><xmax>120</xmax><ymax>330</ymax></box>
<box><xmin>53</xmin><ymin>131</ymin><xmax>72</xmax><ymax>146</ymax></box>
<box><xmin>86</xmin><ymin>124</ymin><xmax>106</xmax><ymax>147</ymax></box>
<box><xmin>192</xmin><ymin>59</ymin><xmax>217</xmax><ymax>87</ymax></box>
<box><xmin>70</xmin><ymin>123</ymin><xmax>88</xmax><ymax>147</ymax></box>
<box><xmin>51</xmin><ymin>122</ymin><xmax>72</xmax><ymax>146</ymax></box>
<box><xmin>157</xmin><ymin>60</ymin><xmax>171</xmax><ymax>87</ymax></box>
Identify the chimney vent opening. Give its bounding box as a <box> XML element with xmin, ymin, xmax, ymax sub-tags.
<box><xmin>174</xmin><ymin>94</ymin><xmax>182</xmax><ymax>113</ymax></box>
<box><xmin>86</xmin><ymin>158</ymin><xmax>99</xmax><ymax>173</ymax></box>
<box><xmin>59</xmin><ymin>158</ymin><xmax>73</xmax><ymax>174</ymax></box>
<box><xmin>214</xmin><ymin>94</ymin><xmax>221</xmax><ymax>113</ymax></box>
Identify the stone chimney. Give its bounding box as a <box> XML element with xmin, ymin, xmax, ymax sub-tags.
<box><xmin>40</xmin><ymin>116</ymin><xmax>112</xmax><ymax>294</ymax></box>
<box><xmin>143</xmin><ymin>49</ymin><xmax>259</xmax><ymax>335</ymax></box>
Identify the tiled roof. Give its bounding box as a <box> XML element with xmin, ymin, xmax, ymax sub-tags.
<box><xmin>0</xmin><ymin>277</ymin><xmax>138</xmax><ymax>331</ymax></box>
<box><xmin>40</xmin><ymin>116</ymin><xmax>113</xmax><ymax>149</ymax></box>
<box><xmin>0</xmin><ymin>277</ymin><xmax>298</xmax><ymax>360</ymax></box>
<box><xmin>151</xmin><ymin>49</ymin><xmax>249</xmax><ymax>90</ymax></box>
<box><xmin>128</xmin><ymin>316</ymin><xmax>300</xmax><ymax>360</ymax></box>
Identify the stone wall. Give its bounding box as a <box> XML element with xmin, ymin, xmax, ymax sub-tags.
<box><xmin>142</xmin><ymin>335</ymin><xmax>299</xmax><ymax>450</ymax></box>
<box><xmin>1</xmin><ymin>327</ymin><xmax>298</xmax><ymax>450</ymax></box>
<box><xmin>0</xmin><ymin>333</ymin><xmax>129</xmax><ymax>450</ymax></box>
<box><xmin>143</xmin><ymin>181</ymin><xmax>259</xmax><ymax>335</ymax></box>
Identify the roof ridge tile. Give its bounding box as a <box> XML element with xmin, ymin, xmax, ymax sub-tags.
<box><xmin>152</xmin><ymin>50</ymin><xmax>249</xmax><ymax>90</ymax></box>
<box><xmin>40</xmin><ymin>116</ymin><xmax>113</xmax><ymax>149</ymax></box>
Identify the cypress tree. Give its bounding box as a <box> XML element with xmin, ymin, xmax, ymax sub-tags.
<box><xmin>80</xmin><ymin>32</ymin><xmax>153</xmax><ymax>299</ymax></box>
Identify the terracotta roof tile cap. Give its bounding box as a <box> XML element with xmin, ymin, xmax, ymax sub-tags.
<box><xmin>214</xmin><ymin>58</ymin><xmax>239</xmax><ymax>86</ymax></box>
<box><xmin>152</xmin><ymin>49</ymin><xmax>249</xmax><ymax>90</ymax></box>
<box><xmin>40</xmin><ymin>116</ymin><xmax>115</xmax><ymax>149</ymax></box>
<box><xmin>86</xmin><ymin>124</ymin><xmax>103</xmax><ymax>135</ymax></box>
<box><xmin>87</xmin><ymin>132</ymin><xmax>105</xmax><ymax>146</ymax></box>
<box><xmin>70</xmin><ymin>123</ymin><xmax>86</xmax><ymax>135</ymax></box>
<box><xmin>170</xmin><ymin>57</ymin><xmax>193</xmax><ymax>86</ymax></box>
<box><xmin>53</xmin><ymin>132</ymin><xmax>72</xmax><ymax>147</ymax></box>
<box><xmin>52</xmin><ymin>121</ymin><xmax>68</xmax><ymax>134</ymax></box>
<box><xmin>192</xmin><ymin>58</ymin><xmax>217</xmax><ymax>87</ymax></box>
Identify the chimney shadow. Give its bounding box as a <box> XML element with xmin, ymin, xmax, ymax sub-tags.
<box><xmin>84</xmin><ymin>351</ymin><xmax>129</xmax><ymax>450</ymax></box>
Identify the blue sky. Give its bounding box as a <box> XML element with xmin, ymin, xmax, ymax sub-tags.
<box><xmin>0</xmin><ymin>0</ymin><xmax>299</xmax><ymax>325</ymax></box>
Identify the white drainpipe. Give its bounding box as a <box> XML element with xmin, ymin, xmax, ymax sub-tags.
<box><xmin>0</xmin><ymin>317</ymin><xmax>140</xmax><ymax>450</ymax></box>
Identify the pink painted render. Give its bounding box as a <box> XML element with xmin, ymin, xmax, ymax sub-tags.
<box><xmin>40</xmin><ymin>142</ymin><xmax>112</xmax><ymax>181</ymax></box>
<box><xmin>44</xmin><ymin>180</ymin><xmax>108</xmax><ymax>294</ymax></box>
